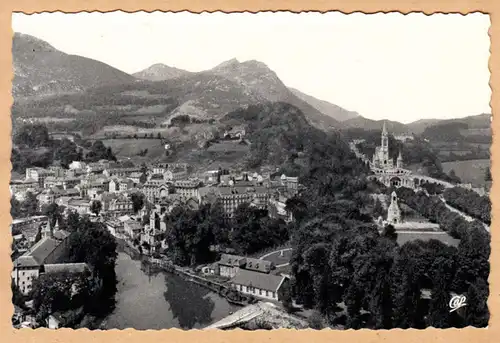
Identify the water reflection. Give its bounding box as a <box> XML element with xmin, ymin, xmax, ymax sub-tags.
<box><xmin>164</xmin><ymin>274</ymin><xmax>215</xmax><ymax>328</ymax></box>
<box><xmin>103</xmin><ymin>252</ymin><xmax>237</xmax><ymax>330</ymax></box>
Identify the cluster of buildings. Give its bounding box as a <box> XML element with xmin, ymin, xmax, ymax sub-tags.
<box><xmin>11</xmin><ymin>218</ymin><xmax>89</xmax><ymax>296</ymax></box>
<box><xmin>11</xmin><ymin>158</ymin><xmax>301</xmax><ymax>275</ymax></box>
<box><xmin>202</xmin><ymin>254</ymin><xmax>290</xmax><ymax>302</ymax></box>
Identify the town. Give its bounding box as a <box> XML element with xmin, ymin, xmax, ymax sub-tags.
<box><xmin>10</xmin><ymin>121</ymin><xmax>491</xmax><ymax>330</ymax></box>
<box><xmin>10</xmin><ymin>12</ymin><xmax>491</xmax><ymax>331</ymax></box>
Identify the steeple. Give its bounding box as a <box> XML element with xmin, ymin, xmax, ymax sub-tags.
<box><xmin>397</xmin><ymin>149</ymin><xmax>403</xmax><ymax>168</ymax></box>
<box><xmin>382</xmin><ymin>121</ymin><xmax>388</xmax><ymax>135</ymax></box>
<box><xmin>41</xmin><ymin>220</ymin><xmax>52</xmax><ymax>239</ymax></box>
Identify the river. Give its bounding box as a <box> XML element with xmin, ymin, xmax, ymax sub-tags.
<box><xmin>102</xmin><ymin>252</ymin><xmax>238</xmax><ymax>330</ymax></box>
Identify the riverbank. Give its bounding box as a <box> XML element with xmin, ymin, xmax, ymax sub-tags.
<box><xmin>146</xmin><ymin>256</ymin><xmax>254</xmax><ymax>307</ymax></box>
<box><xmin>115</xmin><ymin>234</ymin><xmax>255</xmax><ymax>308</ymax></box>
<box><xmin>101</xmin><ymin>252</ymin><xmax>238</xmax><ymax>329</ymax></box>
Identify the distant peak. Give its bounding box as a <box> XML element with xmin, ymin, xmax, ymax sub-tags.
<box><xmin>150</xmin><ymin>63</ymin><xmax>169</xmax><ymax>68</ymax></box>
<box><xmin>213</xmin><ymin>58</ymin><xmax>240</xmax><ymax>69</ymax></box>
<box><xmin>242</xmin><ymin>59</ymin><xmax>269</xmax><ymax>68</ymax></box>
<box><xmin>13</xmin><ymin>32</ymin><xmax>58</xmax><ymax>53</ymax></box>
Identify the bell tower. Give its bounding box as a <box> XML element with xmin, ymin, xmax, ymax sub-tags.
<box><xmin>381</xmin><ymin>121</ymin><xmax>389</xmax><ymax>166</ymax></box>
<box><xmin>397</xmin><ymin>150</ymin><xmax>403</xmax><ymax>168</ymax></box>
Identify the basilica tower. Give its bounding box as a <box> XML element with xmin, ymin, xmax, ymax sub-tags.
<box><xmin>381</xmin><ymin>121</ymin><xmax>390</xmax><ymax>167</ymax></box>
<box><xmin>397</xmin><ymin>150</ymin><xmax>404</xmax><ymax>168</ymax></box>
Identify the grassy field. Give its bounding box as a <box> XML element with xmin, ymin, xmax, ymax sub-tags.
<box><xmin>101</xmin><ymin>139</ymin><xmax>166</xmax><ymax>158</ymax></box>
<box><xmin>441</xmin><ymin>159</ymin><xmax>490</xmax><ymax>186</ymax></box>
<box><xmin>397</xmin><ymin>232</ymin><xmax>459</xmax><ymax>247</ymax></box>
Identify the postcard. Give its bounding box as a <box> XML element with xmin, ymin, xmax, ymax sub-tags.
<box><xmin>9</xmin><ymin>11</ymin><xmax>491</xmax><ymax>331</ymax></box>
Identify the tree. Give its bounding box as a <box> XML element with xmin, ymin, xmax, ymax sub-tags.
<box><xmin>372</xmin><ymin>197</ymin><xmax>385</xmax><ymax>219</ymax></box>
<box><xmin>13</xmin><ymin>123</ymin><xmax>51</xmax><ymax>148</ymax></box>
<box><xmin>285</xmin><ymin>197</ymin><xmax>308</xmax><ymax>223</ymax></box>
<box><xmin>12</xmin><ymin>280</ymin><xmax>26</xmax><ymax>309</ymax></box>
<box><xmin>21</xmin><ymin>192</ymin><xmax>39</xmax><ymax>217</ymax></box>
<box><xmin>62</xmin><ymin>210</ymin><xmax>81</xmax><ymax>233</ymax></box>
<box><xmin>130</xmin><ymin>192</ymin><xmax>145</xmax><ymax>213</ymax></box>
<box><xmin>85</xmin><ymin>141</ymin><xmax>116</xmax><ymax>162</ymax></box>
<box><xmin>281</xmin><ymin>283</ymin><xmax>294</xmax><ymax>313</ymax></box>
<box><xmin>10</xmin><ymin>197</ymin><xmax>22</xmax><ymax>219</ymax></box>
<box><xmin>485</xmin><ymin>167</ymin><xmax>492</xmax><ymax>182</ymax></box>
<box><xmin>31</xmin><ymin>271</ymin><xmax>91</xmax><ymax>325</ymax></box>
<box><xmin>54</xmin><ymin>138</ymin><xmax>80</xmax><ymax>168</ymax></box>
<box><xmin>465</xmin><ymin>277</ymin><xmax>489</xmax><ymax>327</ymax></box>
<box><xmin>381</xmin><ymin>224</ymin><xmax>398</xmax><ymax>241</ymax></box>
<box><xmin>307</xmin><ymin>311</ymin><xmax>325</xmax><ymax>329</ymax></box>
<box><xmin>42</xmin><ymin>203</ymin><xmax>63</xmax><ymax>226</ymax></box>
<box><xmin>90</xmin><ymin>200</ymin><xmax>102</xmax><ymax>216</ymax></box>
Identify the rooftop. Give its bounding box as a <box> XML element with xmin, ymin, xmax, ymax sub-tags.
<box><xmin>230</xmin><ymin>269</ymin><xmax>286</xmax><ymax>292</ymax></box>
<box><xmin>219</xmin><ymin>254</ymin><xmax>246</xmax><ymax>267</ymax></box>
<box><xmin>15</xmin><ymin>236</ymin><xmax>62</xmax><ymax>267</ymax></box>
<box><xmin>44</xmin><ymin>263</ymin><xmax>88</xmax><ymax>274</ymax></box>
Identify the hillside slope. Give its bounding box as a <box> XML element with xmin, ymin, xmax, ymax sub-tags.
<box><xmin>407</xmin><ymin>113</ymin><xmax>491</xmax><ymax>135</ymax></box>
<box><xmin>208</xmin><ymin>59</ymin><xmax>341</xmax><ymax>130</ymax></box>
<box><xmin>341</xmin><ymin>116</ymin><xmax>408</xmax><ymax>134</ymax></box>
<box><xmin>13</xmin><ymin>32</ymin><xmax>136</xmax><ymax>97</ymax></box>
<box><xmin>289</xmin><ymin>87</ymin><xmax>360</xmax><ymax>122</ymax></box>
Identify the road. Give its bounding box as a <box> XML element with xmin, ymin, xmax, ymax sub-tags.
<box><xmin>260</xmin><ymin>248</ymin><xmax>293</xmax><ymax>268</ymax></box>
<box><xmin>438</xmin><ymin>195</ymin><xmax>490</xmax><ymax>233</ymax></box>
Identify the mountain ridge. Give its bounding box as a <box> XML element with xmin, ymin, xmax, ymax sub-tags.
<box><xmin>289</xmin><ymin>87</ymin><xmax>360</xmax><ymax>122</ymax></box>
<box><xmin>13</xmin><ymin>32</ymin><xmax>136</xmax><ymax>97</ymax></box>
<box><xmin>132</xmin><ymin>63</ymin><xmax>192</xmax><ymax>81</ymax></box>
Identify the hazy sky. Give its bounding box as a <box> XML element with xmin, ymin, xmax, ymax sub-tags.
<box><xmin>12</xmin><ymin>11</ymin><xmax>491</xmax><ymax>123</ymax></box>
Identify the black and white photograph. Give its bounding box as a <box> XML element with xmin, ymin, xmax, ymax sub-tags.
<box><xmin>10</xmin><ymin>11</ymin><xmax>491</xmax><ymax>330</ymax></box>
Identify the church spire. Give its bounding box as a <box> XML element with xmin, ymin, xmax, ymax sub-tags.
<box><xmin>382</xmin><ymin>121</ymin><xmax>388</xmax><ymax>135</ymax></box>
<box><xmin>397</xmin><ymin>149</ymin><xmax>403</xmax><ymax>168</ymax></box>
<box><xmin>41</xmin><ymin>220</ymin><xmax>52</xmax><ymax>239</ymax></box>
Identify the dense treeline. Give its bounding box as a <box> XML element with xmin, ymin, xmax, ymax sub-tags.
<box><xmin>10</xmin><ymin>192</ymin><xmax>39</xmax><ymax>219</ymax></box>
<box><xmin>280</xmin><ymin>120</ymin><xmax>490</xmax><ymax>329</ymax></box>
<box><xmin>13</xmin><ymin>85</ymin><xmax>178</xmax><ymax>112</ymax></box>
<box><xmin>443</xmin><ymin>187</ymin><xmax>491</xmax><ymax>224</ymax></box>
<box><xmin>162</xmin><ymin>202</ymin><xmax>289</xmax><ymax>266</ymax></box>
<box><xmin>395</xmin><ymin>186</ymin><xmax>488</xmax><ymax>240</ymax></box>
<box><xmin>289</xmin><ymin>184</ymin><xmax>490</xmax><ymax>329</ymax></box>
<box><xmin>30</xmin><ymin>211</ymin><xmax>118</xmax><ymax>327</ymax></box>
<box><xmin>11</xmin><ymin>123</ymin><xmax>116</xmax><ymax>172</ymax></box>
<box><xmin>422</xmin><ymin>122</ymin><xmax>469</xmax><ymax>142</ymax></box>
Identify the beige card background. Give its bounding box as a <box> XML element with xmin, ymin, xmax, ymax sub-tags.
<box><xmin>0</xmin><ymin>0</ymin><xmax>497</xmax><ymax>342</ymax></box>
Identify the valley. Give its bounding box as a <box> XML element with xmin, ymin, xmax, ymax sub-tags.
<box><xmin>9</xmin><ymin>21</ymin><xmax>492</xmax><ymax>332</ymax></box>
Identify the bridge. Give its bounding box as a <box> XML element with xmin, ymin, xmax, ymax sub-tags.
<box><xmin>204</xmin><ymin>303</ymin><xmax>270</xmax><ymax>330</ymax></box>
<box><xmin>204</xmin><ymin>302</ymin><xmax>308</xmax><ymax>330</ymax></box>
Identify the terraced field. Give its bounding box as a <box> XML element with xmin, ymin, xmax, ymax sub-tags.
<box><xmin>441</xmin><ymin>159</ymin><xmax>490</xmax><ymax>186</ymax></box>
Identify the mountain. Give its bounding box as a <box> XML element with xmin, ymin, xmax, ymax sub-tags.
<box><xmin>221</xmin><ymin>102</ymin><xmax>353</xmax><ymax>171</ymax></box>
<box><xmin>407</xmin><ymin>113</ymin><xmax>491</xmax><ymax>135</ymax></box>
<box><xmin>208</xmin><ymin>58</ymin><xmax>341</xmax><ymax>130</ymax></box>
<box><xmin>12</xmin><ymin>32</ymin><xmax>136</xmax><ymax>97</ymax></box>
<box><xmin>133</xmin><ymin>63</ymin><xmax>191</xmax><ymax>81</ymax></box>
<box><xmin>341</xmin><ymin>116</ymin><xmax>409</xmax><ymax>134</ymax></box>
<box><xmin>405</xmin><ymin>118</ymin><xmax>442</xmax><ymax>134</ymax></box>
<box><xmin>289</xmin><ymin>88</ymin><xmax>360</xmax><ymax>122</ymax></box>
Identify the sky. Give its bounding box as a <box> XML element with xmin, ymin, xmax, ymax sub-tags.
<box><xmin>12</xmin><ymin>11</ymin><xmax>491</xmax><ymax>123</ymax></box>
